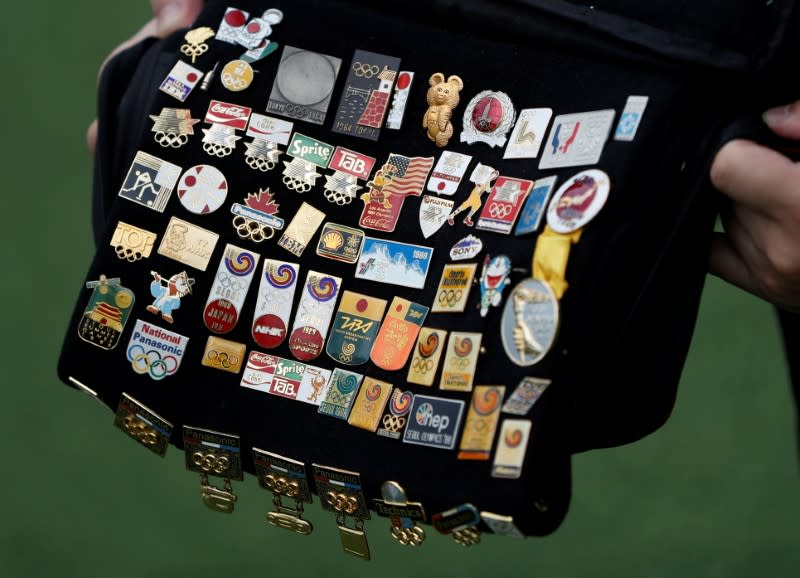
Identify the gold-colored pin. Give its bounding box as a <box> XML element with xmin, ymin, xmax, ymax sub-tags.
<box><xmin>181</xmin><ymin>27</ymin><xmax>215</xmax><ymax>63</ymax></box>
<box><xmin>373</xmin><ymin>482</ymin><xmax>426</xmax><ymax>546</ymax></box>
<box><xmin>254</xmin><ymin>449</ymin><xmax>314</xmax><ymax>536</ymax></box>
<box><xmin>183</xmin><ymin>427</ymin><xmax>243</xmax><ymax>513</ymax></box>
<box><xmin>313</xmin><ymin>464</ymin><xmax>371</xmax><ymax>560</ymax></box>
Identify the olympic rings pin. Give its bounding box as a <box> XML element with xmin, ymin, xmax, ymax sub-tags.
<box><xmin>125</xmin><ymin>320</ymin><xmax>188</xmax><ymax>380</ymax></box>
<box><xmin>202</xmin><ymin>336</ymin><xmax>246</xmax><ymax>374</ymax></box>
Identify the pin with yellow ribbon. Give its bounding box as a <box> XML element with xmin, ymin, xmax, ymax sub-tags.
<box><xmin>500</xmin><ymin>170</ymin><xmax>610</xmax><ymax>366</ymax></box>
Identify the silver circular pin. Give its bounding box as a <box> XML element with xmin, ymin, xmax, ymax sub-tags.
<box><xmin>500</xmin><ymin>278</ymin><xmax>559</xmax><ymax>367</ymax></box>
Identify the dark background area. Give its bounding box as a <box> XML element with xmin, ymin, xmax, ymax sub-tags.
<box><xmin>1</xmin><ymin>2</ymin><xmax>798</xmax><ymax>576</ymax></box>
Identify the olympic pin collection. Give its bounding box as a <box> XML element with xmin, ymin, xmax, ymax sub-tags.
<box><xmin>62</xmin><ymin>1</ymin><xmax>650</xmax><ymax>560</ymax></box>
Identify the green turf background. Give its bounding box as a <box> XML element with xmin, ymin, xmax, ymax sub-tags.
<box><xmin>1</xmin><ymin>2</ymin><xmax>798</xmax><ymax>576</ymax></box>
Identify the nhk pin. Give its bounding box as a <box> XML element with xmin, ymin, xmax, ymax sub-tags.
<box><xmin>332</xmin><ymin>49</ymin><xmax>401</xmax><ymax>141</ymax></box>
<box><xmin>118</xmin><ymin>151</ymin><xmax>181</xmax><ymax>212</ymax></box>
<box><xmin>202</xmin><ymin>100</ymin><xmax>252</xmax><ymax>157</ymax></box>
<box><xmin>539</xmin><ymin>109</ymin><xmax>616</xmax><ymax>169</ymax></box>
<box><xmin>252</xmin><ymin>260</ymin><xmax>299</xmax><ymax>349</ymax></box>
<box><xmin>446</xmin><ymin>163</ymin><xmax>499</xmax><ymax>227</ymax></box>
<box><xmin>146</xmin><ymin>270</ymin><xmax>194</xmax><ymax>323</ymax></box>
<box><xmin>407</xmin><ymin>328</ymin><xmax>447</xmax><ymax>387</ymax></box>
<box><xmin>423</xmin><ymin>73</ymin><xmax>464</xmax><ymax>147</ymax></box>
<box><xmin>478</xmin><ymin>255</ymin><xmax>512</xmax><ymax>317</ymax></box>
<box><xmin>181</xmin><ymin>27</ymin><xmax>215</xmax><ymax>63</ymax></box>
<box><xmin>110</xmin><ymin>222</ymin><xmax>156</xmax><ymax>262</ymax></box>
<box><xmin>288</xmin><ymin>271</ymin><xmax>342</xmax><ymax>362</ymax></box>
<box><xmin>114</xmin><ymin>393</ymin><xmax>173</xmax><ymax>457</ymax></box>
<box><xmin>432</xmin><ymin>504</ymin><xmax>482</xmax><ymax>546</ymax></box>
<box><xmin>427</xmin><ymin>151</ymin><xmax>472</xmax><ymax>196</ymax></box>
<box><xmin>221</xmin><ymin>59</ymin><xmax>254</xmax><ymax>92</ymax></box>
<box><xmin>359</xmin><ymin>154</ymin><xmax>434</xmax><ymax>232</ymax></box>
<box><xmin>461</xmin><ymin>90</ymin><xmax>516</xmax><ymax>148</ymax></box>
<box><xmin>501</xmin><ymin>278</ymin><xmax>559</xmax><ymax>366</ymax></box>
<box><xmin>254</xmin><ymin>449</ymin><xmax>314</xmax><ymax>536</ymax></box>
<box><xmin>458</xmin><ymin>386</ymin><xmax>505</xmax><ymax>461</ymax></box>
<box><xmin>126</xmin><ymin>319</ymin><xmax>188</xmax><ymax>380</ymax></box>
<box><xmin>282</xmin><ymin>133</ymin><xmax>334</xmax><ymax>193</ymax></box>
<box><xmin>177</xmin><ymin>165</ymin><xmax>228</xmax><ymax>214</ymax></box>
<box><xmin>313</xmin><ymin>464</ymin><xmax>371</xmax><ymax>560</ymax></box>
<box><xmin>150</xmin><ymin>108</ymin><xmax>199</xmax><ymax>148</ymax></box>
<box><xmin>324</xmin><ymin>147</ymin><xmax>376</xmax><ymax>206</ymax></box>
<box><xmin>159</xmin><ymin>60</ymin><xmax>203</xmax><ymax>102</ymax></box>
<box><xmin>267</xmin><ymin>46</ymin><xmax>342</xmax><ymax>125</ymax></box>
<box><xmin>385</xmin><ymin>71</ymin><xmax>414</xmax><ymax>130</ymax></box>
<box><xmin>78</xmin><ymin>275</ymin><xmax>134</xmax><ymax>350</ymax></box>
<box><xmin>203</xmin><ymin>244</ymin><xmax>260</xmax><ymax>334</ymax></box>
<box><xmin>373</xmin><ymin>482</ymin><xmax>426</xmax><ymax>547</ymax></box>
<box><xmin>546</xmin><ymin>169</ymin><xmax>610</xmax><ymax>233</ymax></box>
<box><xmin>243</xmin><ymin>113</ymin><xmax>293</xmax><ymax>172</ymax></box>
<box><xmin>231</xmin><ymin>188</ymin><xmax>285</xmax><ymax>242</ymax></box>
<box><xmin>183</xmin><ymin>426</ymin><xmax>243</xmax><ymax>514</ymax></box>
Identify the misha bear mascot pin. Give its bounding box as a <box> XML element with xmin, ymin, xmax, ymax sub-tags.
<box><xmin>423</xmin><ymin>73</ymin><xmax>464</xmax><ymax>147</ymax></box>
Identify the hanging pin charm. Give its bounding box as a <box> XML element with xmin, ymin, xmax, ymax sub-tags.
<box><xmin>254</xmin><ymin>449</ymin><xmax>314</xmax><ymax>535</ymax></box>
<box><xmin>313</xmin><ymin>464</ymin><xmax>371</xmax><ymax>560</ymax></box>
<box><xmin>373</xmin><ymin>482</ymin><xmax>426</xmax><ymax>546</ymax></box>
<box><xmin>183</xmin><ymin>427</ymin><xmax>243</xmax><ymax>514</ymax></box>
<box><xmin>181</xmin><ymin>27</ymin><xmax>215</xmax><ymax>63</ymax></box>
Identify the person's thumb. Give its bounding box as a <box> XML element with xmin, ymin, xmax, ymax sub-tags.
<box><xmin>152</xmin><ymin>0</ymin><xmax>204</xmax><ymax>37</ymax></box>
<box><xmin>762</xmin><ymin>100</ymin><xmax>800</xmax><ymax>140</ymax></box>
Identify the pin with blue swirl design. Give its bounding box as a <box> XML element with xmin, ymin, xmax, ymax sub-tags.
<box><xmin>288</xmin><ymin>271</ymin><xmax>342</xmax><ymax>361</ymax></box>
<box><xmin>252</xmin><ymin>259</ymin><xmax>299</xmax><ymax>349</ymax></box>
<box><xmin>203</xmin><ymin>244</ymin><xmax>260</xmax><ymax>334</ymax></box>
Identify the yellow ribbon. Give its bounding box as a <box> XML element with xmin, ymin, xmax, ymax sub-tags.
<box><xmin>532</xmin><ymin>226</ymin><xmax>583</xmax><ymax>300</ymax></box>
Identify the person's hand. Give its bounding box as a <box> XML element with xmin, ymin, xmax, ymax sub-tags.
<box><xmin>86</xmin><ymin>0</ymin><xmax>204</xmax><ymax>154</ymax></box>
<box><xmin>710</xmin><ymin>101</ymin><xmax>800</xmax><ymax>311</ymax></box>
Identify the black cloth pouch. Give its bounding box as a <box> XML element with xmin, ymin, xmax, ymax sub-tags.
<box><xmin>59</xmin><ymin>0</ymin><xmax>798</xmax><ymax>539</ymax></box>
